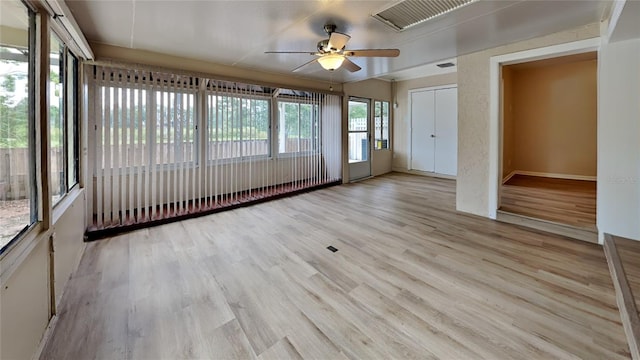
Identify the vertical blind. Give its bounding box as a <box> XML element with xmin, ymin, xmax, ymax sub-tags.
<box><xmin>88</xmin><ymin>66</ymin><xmax>341</xmax><ymax>230</ymax></box>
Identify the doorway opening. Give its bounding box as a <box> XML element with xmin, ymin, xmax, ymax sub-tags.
<box><xmin>498</xmin><ymin>52</ymin><xmax>598</xmax><ymax>234</ymax></box>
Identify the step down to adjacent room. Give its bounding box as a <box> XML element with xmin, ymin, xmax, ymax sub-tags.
<box><xmin>604</xmin><ymin>234</ymin><xmax>640</xmax><ymax>360</ymax></box>
<box><xmin>496</xmin><ymin>210</ymin><xmax>598</xmax><ymax>243</ymax></box>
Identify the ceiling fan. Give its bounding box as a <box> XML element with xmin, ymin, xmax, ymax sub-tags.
<box><xmin>265</xmin><ymin>24</ymin><xmax>400</xmax><ymax>72</ymax></box>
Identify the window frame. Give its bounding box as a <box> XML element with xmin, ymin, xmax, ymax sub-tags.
<box><xmin>373</xmin><ymin>100</ymin><xmax>390</xmax><ymax>151</ymax></box>
<box><xmin>151</xmin><ymin>87</ymin><xmax>198</xmax><ymax>168</ymax></box>
<box><xmin>276</xmin><ymin>98</ymin><xmax>320</xmax><ymax>156</ymax></box>
<box><xmin>206</xmin><ymin>91</ymin><xmax>271</xmax><ymax>163</ymax></box>
<box><xmin>49</xmin><ymin>29</ymin><xmax>81</xmax><ymax>208</ymax></box>
<box><xmin>0</xmin><ymin>2</ymin><xmax>38</xmax><ymax>254</ymax></box>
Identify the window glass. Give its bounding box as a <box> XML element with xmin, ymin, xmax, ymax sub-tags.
<box><xmin>374</xmin><ymin>100</ymin><xmax>390</xmax><ymax>150</ymax></box>
<box><xmin>278</xmin><ymin>101</ymin><xmax>318</xmax><ymax>154</ymax></box>
<box><xmin>50</xmin><ymin>33</ymin><xmax>65</xmax><ymax>204</ymax></box>
<box><xmin>66</xmin><ymin>53</ymin><xmax>78</xmax><ymax>188</ymax></box>
<box><xmin>208</xmin><ymin>94</ymin><xmax>269</xmax><ymax>160</ymax></box>
<box><xmin>0</xmin><ymin>0</ymin><xmax>36</xmax><ymax>251</ymax></box>
<box><xmin>99</xmin><ymin>86</ymin><xmax>148</xmax><ymax>169</ymax></box>
<box><xmin>155</xmin><ymin>91</ymin><xmax>196</xmax><ymax>164</ymax></box>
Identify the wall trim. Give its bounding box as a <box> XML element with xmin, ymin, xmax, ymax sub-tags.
<box><xmin>392</xmin><ymin>167</ymin><xmax>456</xmax><ymax>180</ymax></box>
<box><xmin>502</xmin><ymin>170</ymin><xmax>517</xmax><ymax>183</ymax></box>
<box><xmin>488</xmin><ymin>37</ymin><xmax>601</xmax><ymax>220</ymax></box>
<box><xmin>31</xmin><ymin>314</ymin><xmax>58</xmax><ymax>360</ymax></box>
<box><xmin>504</xmin><ymin>170</ymin><xmax>597</xmax><ymax>183</ymax></box>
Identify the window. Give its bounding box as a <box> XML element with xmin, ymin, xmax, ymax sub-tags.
<box><xmin>278</xmin><ymin>101</ymin><xmax>318</xmax><ymax>154</ymax></box>
<box><xmin>97</xmin><ymin>86</ymin><xmax>149</xmax><ymax>169</ymax></box>
<box><xmin>374</xmin><ymin>100</ymin><xmax>390</xmax><ymax>150</ymax></box>
<box><xmin>155</xmin><ymin>90</ymin><xmax>196</xmax><ymax>165</ymax></box>
<box><xmin>0</xmin><ymin>0</ymin><xmax>36</xmax><ymax>251</ymax></box>
<box><xmin>50</xmin><ymin>32</ymin><xmax>79</xmax><ymax>206</ymax></box>
<box><xmin>208</xmin><ymin>94</ymin><xmax>269</xmax><ymax>160</ymax></box>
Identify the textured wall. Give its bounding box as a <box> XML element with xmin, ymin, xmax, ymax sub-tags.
<box><xmin>456</xmin><ymin>23</ymin><xmax>600</xmax><ymax>217</ymax></box>
<box><xmin>393</xmin><ymin>73</ymin><xmax>458</xmax><ymax>171</ymax></box>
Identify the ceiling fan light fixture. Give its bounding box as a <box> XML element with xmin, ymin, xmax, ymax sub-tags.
<box><xmin>317</xmin><ymin>54</ymin><xmax>345</xmax><ymax>71</ymax></box>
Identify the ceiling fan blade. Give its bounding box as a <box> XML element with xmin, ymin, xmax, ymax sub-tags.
<box><xmin>292</xmin><ymin>58</ymin><xmax>319</xmax><ymax>72</ymax></box>
<box><xmin>341</xmin><ymin>58</ymin><xmax>361</xmax><ymax>73</ymax></box>
<box><xmin>344</xmin><ymin>49</ymin><xmax>400</xmax><ymax>57</ymax></box>
<box><xmin>265</xmin><ymin>51</ymin><xmax>318</xmax><ymax>55</ymax></box>
<box><xmin>327</xmin><ymin>32</ymin><xmax>350</xmax><ymax>51</ymax></box>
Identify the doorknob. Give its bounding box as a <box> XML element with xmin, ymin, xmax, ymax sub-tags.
<box><xmin>430</xmin><ymin>134</ymin><xmax>435</xmax><ymax>138</ymax></box>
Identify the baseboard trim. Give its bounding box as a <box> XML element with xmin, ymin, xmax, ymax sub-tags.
<box><xmin>603</xmin><ymin>234</ymin><xmax>640</xmax><ymax>360</ymax></box>
<box><xmin>32</xmin><ymin>314</ymin><xmax>58</xmax><ymax>360</ymax></box>
<box><xmin>508</xmin><ymin>170</ymin><xmax>596</xmax><ymax>182</ymax></box>
<box><xmin>392</xmin><ymin>167</ymin><xmax>456</xmax><ymax>180</ymax></box>
<box><xmin>502</xmin><ymin>170</ymin><xmax>517</xmax><ymax>184</ymax></box>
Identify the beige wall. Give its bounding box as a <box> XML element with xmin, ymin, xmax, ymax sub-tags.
<box><xmin>503</xmin><ymin>58</ymin><xmax>597</xmax><ymax>179</ymax></box>
<box><xmin>392</xmin><ymin>72</ymin><xmax>458</xmax><ymax>172</ymax></box>
<box><xmin>456</xmin><ymin>23</ymin><xmax>600</xmax><ymax>216</ymax></box>
<box><xmin>1</xmin><ymin>190</ymin><xmax>86</xmax><ymax>360</ymax></box>
<box><xmin>90</xmin><ymin>43</ymin><xmax>343</xmax><ymax>94</ymax></box>
<box><xmin>343</xmin><ymin>79</ymin><xmax>393</xmax><ymax>179</ymax></box>
<box><xmin>0</xmin><ymin>237</ymin><xmax>50</xmax><ymax>360</ymax></box>
<box><xmin>502</xmin><ymin>67</ymin><xmax>515</xmax><ymax>179</ymax></box>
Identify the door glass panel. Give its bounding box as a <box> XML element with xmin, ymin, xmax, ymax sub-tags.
<box><xmin>348</xmin><ymin>101</ymin><xmax>367</xmax><ymax>131</ymax></box>
<box><xmin>348</xmin><ymin>100</ymin><xmax>369</xmax><ymax>164</ymax></box>
<box><xmin>348</xmin><ymin>132</ymin><xmax>368</xmax><ymax>162</ymax></box>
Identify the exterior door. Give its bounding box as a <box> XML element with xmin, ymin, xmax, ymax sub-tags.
<box><xmin>410</xmin><ymin>90</ymin><xmax>435</xmax><ymax>172</ymax></box>
<box><xmin>348</xmin><ymin>99</ymin><xmax>371</xmax><ymax>181</ymax></box>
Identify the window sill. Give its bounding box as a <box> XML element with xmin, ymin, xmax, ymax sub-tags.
<box><xmin>52</xmin><ymin>185</ymin><xmax>84</xmax><ymax>224</ymax></box>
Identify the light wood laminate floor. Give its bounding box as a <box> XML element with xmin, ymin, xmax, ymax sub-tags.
<box><xmin>500</xmin><ymin>175</ymin><xmax>597</xmax><ymax>229</ymax></box>
<box><xmin>42</xmin><ymin>173</ymin><xmax>628</xmax><ymax>359</ymax></box>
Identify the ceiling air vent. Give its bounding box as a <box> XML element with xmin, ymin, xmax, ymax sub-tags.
<box><xmin>372</xmin><ymin>0</ymin><xmax>477</xmax><ymax>31</ymax></box>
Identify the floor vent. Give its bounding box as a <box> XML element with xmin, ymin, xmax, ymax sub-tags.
<box><xmin>372</xmin><ymin>0</ymin><xmax>476</xmax><ymax>31</ymax></box>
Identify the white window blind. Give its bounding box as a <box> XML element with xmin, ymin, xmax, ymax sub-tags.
<box><xmin>88</xmin><ymin>65</ymin><xmax>342</xmax><ymax>232</ymax></box>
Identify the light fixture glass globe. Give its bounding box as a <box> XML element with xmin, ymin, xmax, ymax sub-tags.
<box><xmin>318</xmin><ymin>54</ymin><xmax>345</xmax><ymax>71</ymax></box>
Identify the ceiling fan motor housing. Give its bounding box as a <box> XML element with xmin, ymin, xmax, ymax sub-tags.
<box><xmin>317</xmin><ymin>39</ymin><xmax>330</xmax><ymax>53</ymax></box>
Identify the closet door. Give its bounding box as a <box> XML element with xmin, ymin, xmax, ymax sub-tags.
<box><xmin>434</xmin><ymin>87</ymin><xmax>458</xmax><ymax>176</ymax></box>
<box><xmin>410</xmin><ymin>90</ymin><xmax>435</xmax><ymax>172</ymax></box>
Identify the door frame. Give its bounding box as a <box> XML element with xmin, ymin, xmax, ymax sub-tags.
<box><xmin>348</xmin><ymin>97</ymin><xmax>372</xmax><ymax>181</ymax></box>
<box><xmin>408</xmin><ymin>84</ymin><xmax>457</xmax><ymax>172</ymax></box>
<box><xmin>487</xmin><ymin>38</ymin><xmax>600</xmax><ymax>220</ymax></box>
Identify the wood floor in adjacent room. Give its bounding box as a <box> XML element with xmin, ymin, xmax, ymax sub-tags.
<box><xmin>500</xmin><ymin>174</ymin><xmax>597</xmax><ymax>229</ymax></box>
<box><xmin>41</xmin><ymin>173</ymin><xmax>629</xmax><ymax>359</ymax></box>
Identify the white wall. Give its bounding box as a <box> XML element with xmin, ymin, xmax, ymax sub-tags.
<box><xmin>597</xmin><ymin>38</ymin><xmax>640</xmax><ymax>240</ymax></box>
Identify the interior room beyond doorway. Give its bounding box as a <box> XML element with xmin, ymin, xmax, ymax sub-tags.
<box><xmin>499</xmin><ymin>52</ymin><xmax>597</xmax><ymax>232</ymax></box>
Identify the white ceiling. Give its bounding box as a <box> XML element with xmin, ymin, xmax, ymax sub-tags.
<box><xmin>66</xmin><ymin>0</ymin><xmax>613</xmax><ymax>83</ymax></box>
